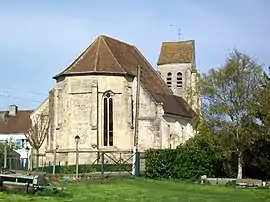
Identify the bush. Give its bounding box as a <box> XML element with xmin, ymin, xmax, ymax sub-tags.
<box><xmin>145</xmin><ymin>149</ymin><xmax>177</xmax><ymax>179</ymax></box>
<box><xmin>176</xmin><ymin>145</ymin><xmax>228</xmax><ymax>179</ymax></box>
<box><xmin>145</xmin><ymin>136</ymin><xmax>229</xmax><ymax>180</ymax></box>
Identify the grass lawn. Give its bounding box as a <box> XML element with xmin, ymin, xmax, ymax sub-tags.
<box><xmin>0</xmin><ymin>178</ymin><xmax>270</xmax><ymax>202</ymax></box>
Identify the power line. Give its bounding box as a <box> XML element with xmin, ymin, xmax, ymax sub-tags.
<box><xmin>0</xmin><ymin>93</ymin><xmax>42</xmax><ymax>103</ymax></box>
<box><xmin>0</xmin><ymin>86</ymin><xmax>47</xmax><ymax>96</ymax></box>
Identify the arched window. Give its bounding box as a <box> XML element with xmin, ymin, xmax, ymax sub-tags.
<box><xmin>166</xmin><ymin>72</ymin><xmax>172</xmax><ymax>87</ymax></box>
<box><xmin>103</xmin><ymin>92</ymin><xmax>114</xmax><ymax>146</ymax></box>
<box><xmin>177</xmin><ymin>72</ymin><xmax>183</xmax><ymax>88</ymax></box>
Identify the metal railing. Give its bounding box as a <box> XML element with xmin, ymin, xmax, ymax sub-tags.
<box><xmin>30</xmin><ymin>151</ymin><xmax>144</xmax><ymax>178</ymax></box>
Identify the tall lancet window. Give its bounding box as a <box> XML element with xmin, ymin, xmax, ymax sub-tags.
<box><xmin>177</xmin><ymin>72</ymin><xmax>183</xmax><ymax>87</ymax></box>
<box><xmin>103</xmin><ymin>92</ymin><xmax>114</xmax><ymax>146</ymax></box>
<box><xmin>167</xmin><ymin>72</ymin><xmax>172</xmax><ymax>87</ymax></box>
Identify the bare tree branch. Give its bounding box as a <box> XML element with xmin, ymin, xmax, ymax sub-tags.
<box><xmin>25</xmin><ymin>114</ymin><xmax>50</xmax><ymax>151</ymax></box>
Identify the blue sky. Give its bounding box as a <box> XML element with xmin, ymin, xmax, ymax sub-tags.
<box><xmin>0</xmin><ymin>0</ymin><xmax>269</xmax><ymax>110</ymax></box>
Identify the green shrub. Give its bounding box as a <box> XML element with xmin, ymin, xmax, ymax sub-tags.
<box><xmin>173</xmin><ymin>145</ymin><xmax>222</xmax><ymax>179</ymax></box>
<box><xmin>145</xmin><ymin>137</ymin><xmax>228</xmax><ymax>180</ymax></box>
<box><xmin>145</xmin><ymin>149</ymin><xmax>177</xmax><ymax>179</ymax></box>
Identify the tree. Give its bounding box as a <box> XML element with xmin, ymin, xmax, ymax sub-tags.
<box><xmin>201</xmin><ymin>49</ymin><xmax>265</xmax><ymax>179</ymax></box>
<box><xmin>253</xmin><ymin>69</ymin><xmax>270</xmax><ymax>135</ymax></box>
<box><xmin>0</xmin><ymin>140</ymin><xmax>15</xmax><ymax>168</ymax></box>
<box><xmin>25</xmin><ymin>114</ymin><xmax>50</xmax><ymax>169</ymax></box>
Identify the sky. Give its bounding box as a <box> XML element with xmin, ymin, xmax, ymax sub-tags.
<box><xmin>0</xmin><ymin>0</ymin><xmax>269</xmax><ymax>110</ymax></box>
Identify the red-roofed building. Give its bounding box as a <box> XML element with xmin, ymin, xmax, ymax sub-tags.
<box><xmin>0</xmin><ymin>105</ymin><xmax>33</xmax><ymax>169</ymax></box>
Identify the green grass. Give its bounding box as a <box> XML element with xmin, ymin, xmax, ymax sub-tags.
<box><xmin>0</xmin><ymin>178</ymin><xmax>270</xmax><ymax>202</ymax></box>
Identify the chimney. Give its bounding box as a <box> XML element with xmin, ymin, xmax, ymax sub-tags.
<box><xmin>9</xmin><ymin>105</ymin><xmax>18</xmax><ymax>117</ymax></box>
<box><xmin>0</xmin><ymin>111</ymin><xmax>9</xmax><ymax>122</ymax></box>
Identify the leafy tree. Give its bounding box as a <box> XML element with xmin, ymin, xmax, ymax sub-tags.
<box><xmin>200</xmin><ymin>49</ymin><xmax>265</xmax><ymax>179</ymax></box>
<box><xmin>243</xmin><ymin>139</ymin><xmax>270</xmax><ymax>180</ymax></box>
<box><xmin>190</xmin><ymin>121</ymin><xmax>237</xmax><ymax>177</ymax></box>
<box><xmin>25</xmin><ymin>114</ymin><xmax>50</xmax><ymax>169</ymax></box>
<box><xmin>253</xmin><ymin>69</ymin><xmax>270</xmax><ymax>135</ymax></box>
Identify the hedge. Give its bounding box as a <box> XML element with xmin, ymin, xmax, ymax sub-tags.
<box><xmin>145</xmin><ymin>144</ymin><xmax>227</xmax><ymax>179</ymax></box>
<box><xmin>144</xmin><ymin>149</ymin><xmax>178</xmax><ymax>179</ymax></box>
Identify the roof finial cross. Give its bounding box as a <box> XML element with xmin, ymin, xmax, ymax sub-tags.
<box><xmin>169</xmin><ymin>25</ymin><xmax>181</xmax><ymax>41</ymax></box>
<box><xmin>178</xmin><ymin>28</ymin><xmax>181</xmax><ymax>41</ymax></box>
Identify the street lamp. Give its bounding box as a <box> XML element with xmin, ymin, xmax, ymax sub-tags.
<box><xmin>75</xmin><ymin>135</ymin><xmax>80</xmax><ymax>178</ymax></box>
<box><xmin>25</xmin><ymin>146</ymin><xmax>30</xmax><ymax>170</ymax></box>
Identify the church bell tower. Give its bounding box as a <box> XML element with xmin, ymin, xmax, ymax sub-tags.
<box><xmin>157</xmin><ymin>40</ymin><xmax>201</xmax><ymax>114</ymax></box>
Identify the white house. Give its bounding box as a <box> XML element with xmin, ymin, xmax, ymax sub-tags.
<box><xmin>0</xmin><ymin>105</ymin><xmax>32</xmax><ymax>169</ymax></box>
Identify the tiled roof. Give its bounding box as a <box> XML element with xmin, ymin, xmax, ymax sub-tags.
<box><xmin>157</xmin><ymin>40</ymin><xmax>195</xmax><ymax>65</ymax></box>
<box><xmin>0</xmin><ymin>110</ymin><xmax>32</xmax><ymax>134</ymax></box>
<box><xmin>53</xmin><ymin>35</ymin><xmax>195</xmax><ymax>118</ymax></box>
<box><xmin>153</xmin><ymin>93</ymin><xmax>195</xmax><ymax>118</ymax></box>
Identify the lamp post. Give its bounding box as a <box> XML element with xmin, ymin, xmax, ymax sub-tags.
<box><xmin>75</xmin><ymin>135</ymin><xmax>80</xmax><ymax>178</ymax></box>
<box><xmin>25</xmin><ymin>146</ymin><xmax>30</xmax><ymax>170</ymax></box>
<box><xmin>3</xmin><ymin>140</ymin><xmax>8</xmax><ymax>169</ymax></box>
<box><xmin>52</xmin><ymin>145</ymin><xmax>59</xmax><ymax>176</ymax></box>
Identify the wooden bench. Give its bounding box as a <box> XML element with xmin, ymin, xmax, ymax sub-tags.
<box><xmin>0</xmin><ymin>172</ymin><xmax>49</xmax><ymax>193</ymax></box>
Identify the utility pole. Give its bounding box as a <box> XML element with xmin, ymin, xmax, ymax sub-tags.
<box><xmin>4</xmin><ymin>144</ymin><xmax>7</xmax><ymax>168</ymax></box>
<box><xmin>132</xmin><ymin>64</ymin><xmax>141</xmax><ymax>176</ymax></box>
<box><xmin>52</xmin><ymin>145</ymin><xmax>59</xmax><ymax>176</ymax></box>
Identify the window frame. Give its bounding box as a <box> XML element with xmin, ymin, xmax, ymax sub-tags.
<box><xmin>176</xmin><ymin>72</ymin><xmax>183</xmax><ymax>88</ymax></box>
<box><xmin>103</xmin><ymin>92</ymin><xmax>114</xmax><ymax>147</ymax></box>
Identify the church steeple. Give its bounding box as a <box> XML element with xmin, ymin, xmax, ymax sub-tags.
<box><xmin>157</xmin><ymin>39</ymin><xmax>201</xmax><ymax>114</ymax></box>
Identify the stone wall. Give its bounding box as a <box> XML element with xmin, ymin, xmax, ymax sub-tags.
<box><xmin>157</xmin><ymin>63</ymin><xmax>193</xmax><ymax>99</ymax></box>
<box><xmin>35</xmin><ymin>73</ymin><xmax>196</xmax><ymax>165</ymax></box>
<box><xmin>45</xmin><ymin>74</ymin><xmax>170</xmax><ymax>164</ymax></box>
<box><xmin>157</xmin><ymin>63</ymin><xmax>201</xmax><ymax>113</ymax></box>
<box><xmin>50</xmin><ymin>75</ymin><xmax>134</xmax><ymax>156</ymax></box>
<box><xmin>163</xmin><ymin>114</ymin><xmax>194</xmax><ymax>148</ymax></box>
<box><xmin>131</xmin><ymin>77</ymin><xmax>164</xmax><ymax>151</ymax></box>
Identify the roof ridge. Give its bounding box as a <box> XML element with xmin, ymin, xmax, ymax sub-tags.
<box><xmin>94</xmin><ymin>36</ymin><xmax>101</xmax><ymax>72</ymax></box>
<box><xmin>101</xmin><ymin>35</ymin><xmax>134</xmax><ymax>47</ymax></box>
<box><xmin>0</xmin><ymin>109</ymin><xmax>33</xmax><ymax>112</ymax></box>
<box><xmin>101</xmin><ymin>35</ymin><xmax>126</xmax><ymax>73</ymax></box>
<box><xmin>162</xmin><ymin>40</ymin><xmax>195</xmax><ymax>44</ymax></box>
<box><xmin>132</xmin><ymin>45</ymin><xmax>173</xmax><ymax>95</ymax></box>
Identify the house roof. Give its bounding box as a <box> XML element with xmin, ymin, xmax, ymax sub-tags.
<box><xmin>0</xmin><ymin>110</ymin><xmax>33</xmax><ymax>134</ymax></box>
<box><xmin>53</xmin><ymin>35</ymin><xmax>195</xmax><ymax>118</ymax></box>
<box><xmin>157</xmin><ymin>40</ymin><xmax>195</xmax><ymax>65</ymax></box>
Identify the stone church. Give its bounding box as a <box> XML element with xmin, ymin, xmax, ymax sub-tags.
<box><xmin>32</xmin><ymin>34</ymin><xmax>200</xmax><ymax>164</ymax></box>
